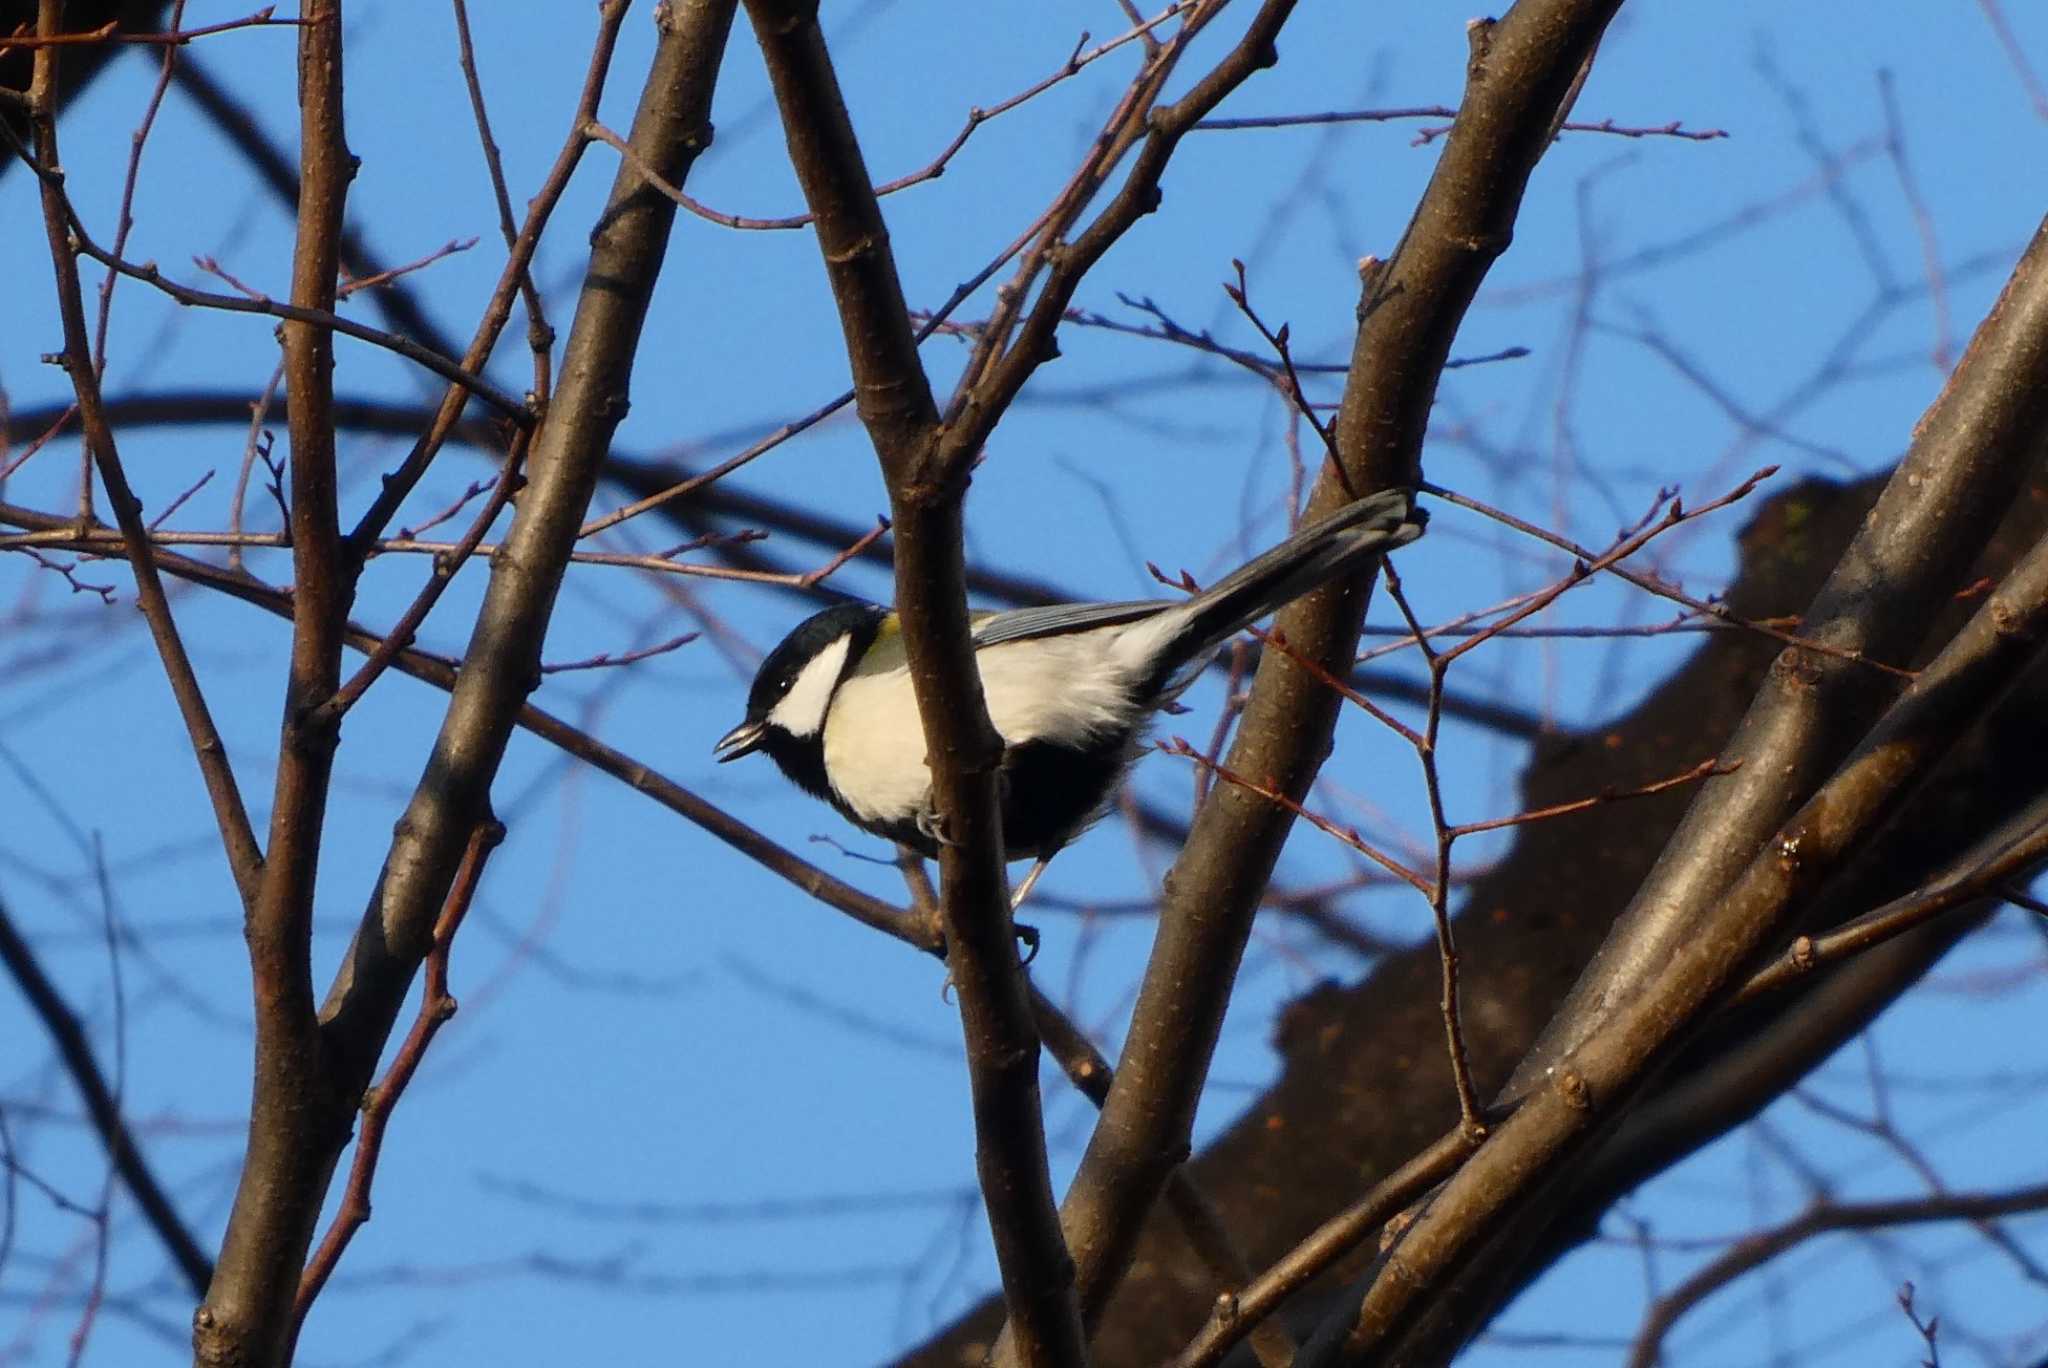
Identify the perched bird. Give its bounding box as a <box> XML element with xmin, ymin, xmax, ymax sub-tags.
<box><xmin>714</xmin><ymin>487</ymin><xmax>1426</xmax><ymax>904</ymax></box>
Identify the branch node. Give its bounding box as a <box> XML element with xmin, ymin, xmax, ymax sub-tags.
<box><xmin>1557</xmin><ymin>1069</ymin><xmax>1592</xmax><ymax>1112</ymax></box>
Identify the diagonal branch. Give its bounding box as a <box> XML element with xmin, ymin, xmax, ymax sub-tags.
<box><xmin>22</xmin><ymin>0</ymin><xmax>264</xmax><ymax>914</ymax></box>
<box><xmin>1337</xmin><ymin>514</ymin><xmax>2048</xmax><ymax>1360</ymax></box>
<box><xmin>191</xmin><ymin>6</ymin><xmax>743</xmax><ymax>1366</ymax></box>
<box><xmin>1627</xmin><ymin>1180</ymin><xmax>2048</xmax><ymax>1368</ymax></box>
<box><xmin>1047</xmin><ymin>0</ymin><xmax>1624</xmax><ymax>1339</ymax></box>
<box><xmin>1517</xmin><ymin>210</ymin><xmax>2048</xmax><ymax>1089</ymax></box>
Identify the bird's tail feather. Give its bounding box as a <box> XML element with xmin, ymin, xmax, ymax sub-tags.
<box><xmin>1149</xmin><ymin>488</ymin><xmax>1425</xmax><ymax>682</ymax></box>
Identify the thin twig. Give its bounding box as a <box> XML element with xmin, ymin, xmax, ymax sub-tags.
<box><xmin>449</xmin><ymin>0</ymin><xmax>555</xmax><ymax>398</ymax></box>
<box><xmin>291</xmin><ymin>820</ymin><xmax>504</xmax><ymax>1332</ymax></box>
<box><xmin>22</xmin><ymin>4</ymin><xmax>265</xmax><ymax>911</ymax></box>
<box><xmin>1418</xmin><ymin>473</ymin><xmax>1916</xmax><ymax>679</ymax></box>
<box><xmin>1222</xmin><ymin>259</ymin><xmax>1338</xmax><ymax>456</ymax></box>
<box><xmin>539</xmin><ymin>633</ymin><xmax>698</xmax><ymax>674</ymax></box>
<box><xmin>1736</xmin><ymin>808</ymin><xmax>2048</xmax><ymax>1004</ymax></box>
<box><xmin>0</xmin><ymin>6</ymin><xmax>296</xmax><ymax>49</ymax></box>
<box><xmin>582</xmin><ymin>3</ymin><xmax>1194</xmax><ymax>232</ymax></box>
<box><xmin>343</xmin><ymin>0</ymin><xmax>631</xmax><ymax>553</ymax></box>
<box><xmin>57</xmin><ymin>236</ymin><xmax>530</xmax><ymax>419</ymax></box>
<box><xmin>1626</xmin><ymin>1186</ymin><xmax>2048</xmax><ymax>1368</ymax></box>
<box><xmin>2</xmin><ymin>519</ymin><xmax>889</xmax><ymax>589</ymax></box>
<box><xmin>1192</xmin><ymin>104</ymin><xmax>1728</xmax><ymax>142</ymax></box>
<box><xmin>1381</xmin><ymin>568</ymin><xmax>1484</xmax><ymax>1133</ymax></box>
<box><xmin>1158</xmin><ymin>739</ymin><xmax>1432</xmax><ymax>895</ymax></box>
<box><xmin>85</xmin><ymin>0</ymin><xmax>190</xmax><ymax>520</ymax></box>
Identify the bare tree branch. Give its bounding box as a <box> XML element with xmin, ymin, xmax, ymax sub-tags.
<box><xmin>190</xmin><ymin>5</ymin><xmax>741</xmax><ymax>1364</ymax></box>
<box><xmin>1518</xmin><ymin>211</ymin><xmax>2048</xmax><ymax>1089</ymax></box>
<box><xmin>741</xmin><ymin>1</ymin><xmax>1084</xmax><ymax>1361</ymax></box>
<box><xmin>1335</xmin><ymin>236</ymin><xmax>2048</xmax><ymax>1358</ymax></box>
<box><xmin>1048</xmin><ymin>0</ymin><xmax>1624</xmax><ymax>1340</ymax></box>
<box><xmin>1627</xmin><ymin>1181</ymin><xmax>2048</xmax><ymax>1368</ymax></box>
<box><xmin>20</xmin><ymin>0</ymin><xmax>264</xmax><ymax>913</ymax></box>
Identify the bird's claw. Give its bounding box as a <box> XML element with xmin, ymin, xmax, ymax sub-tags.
<box><xmin>915</xmin><ymin>807</ymin><xmax>961</xmax><ymax>849</ymax></box>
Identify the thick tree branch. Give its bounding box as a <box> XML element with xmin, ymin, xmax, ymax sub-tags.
<box><xmin>742</xmin><ymin>2</ymin><xmax>1085</xmax><ymax>1362</ymax></box>
<box><xmin>189</xmin><ymin>6</ymin><xmax>742</xmax><ymax>1365</ymax></box>
<box><xmin>1327</xmin><ymin>209</ymin><xmax>2048</xmax><ymax>1365</ymax></box>
<box><xmin>1046</xmin><ymin>0</ymin><xmax>1622</xmax><ymax>1339</ymax></box>
<box><xmin>1334</xmin><ymin>489</ymin><xmax>2048</xmax><ymax>1360</ymax></box>
<box><xmin>198</xmin><ymin>3</ymin><xmax>356</xmax><ymax>1357</ymax></box>
<box><xmin>904</xmin><ymin>463</ymin><xmax>2048</xmax><ymax>1367</ymax></box>
<box><xmin>1519</xmin><ymin>211</ymin><xmax>2048</xmax><ymax>1087</ymax></box>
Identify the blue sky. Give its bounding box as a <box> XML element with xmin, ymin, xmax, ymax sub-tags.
<box><xmin>3</xmin><ymin>2</ymin><xmax>2047</xmax><ymax>1364</ymax></box>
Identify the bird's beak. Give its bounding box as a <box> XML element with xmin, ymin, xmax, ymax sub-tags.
<box><xmin>713</xmin><ymin>719</ymin><xmax>767</xmax><ymax>762</ymax></box>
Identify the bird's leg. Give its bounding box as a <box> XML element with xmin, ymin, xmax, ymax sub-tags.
<box><xmin>1010</xmin><ymin>856</ymin><xmax>1051</xmax><ymax>911</ymax></box>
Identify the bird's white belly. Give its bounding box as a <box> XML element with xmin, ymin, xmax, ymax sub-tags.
<box><xmin>821</xmin><ymin>636</ymin><xmax>1144</xmax><ymax>825</ymax></box>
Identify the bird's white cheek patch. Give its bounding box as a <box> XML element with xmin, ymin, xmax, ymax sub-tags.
<box><xmin>767</xmin><ymin>634</ymin><xmax>851</xmax><ymax>738</ymax></box>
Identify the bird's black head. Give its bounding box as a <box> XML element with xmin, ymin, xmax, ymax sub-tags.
<box><xmin>713</xmin><ymin>601</ymin><xmax>888</xmax><ymax>766</ymax></box>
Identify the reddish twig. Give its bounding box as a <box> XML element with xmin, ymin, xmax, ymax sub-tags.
<box><xmin>1897</xmin><ymin>1283</ymin><xmax>1941</xmax><ymax>1368</ymax></box>
<box><xmin>449</xmin><ymin>0</ymin><xmax>554</xmax><ymax>398</ymax></box>
<box><xmin>1157</xmin><ymin>739</ymin><xmax>1432</xmax><ymax>895</ymax></box>
<box><xmin>0</xmin><ymin>6</ymin><xmax>297</xmax><ymax>50</ymax></box>
<box><xmin>1379</xmin><ymin>569</ymin><xmax>1484</xmax><ymax>1132</ymax></box>
<box><xmin>795</xmin><ymin>516</ymin><xmax>890</xmax><ymax>588</ymax></box>
<box><xmin>1</xmin><ymin>520</ymin><xmax>886</xmax><ymax>589</ymax></box>
<box><xmin>314</xmin><ymin>432</ymin><xmax>529</xmax><ymax>724</ymax></box>
<box><xmin>583</xmin><ymin>3</ymin><xmax>1194</xmax><ymax>231</ymax></box>
<box><xmin>190</xmin><ymin>253</ymin><xmax>270</xmax><ymax>302</ymax></box>
<box><xmin>337</xmin><ymin>236</ymin><xmax>478</xmax><ymax>297</ymax></box>
<box><xmin>394</xmin><ymin>475</ymin><xmax>499</xmax><ymax>541</ymax></box>
<box><xmin>1193</xmin><ymin>104</ymin><xmax>1728</xmax><ymax>143</ymax></box>
<box><xmin>291</xmin><ymin>820</ymin><xmax>504</xmax><ymax>1332</ymax></box>
<box><xmin>13</xmin><ymin>548</ymin><xmax>116</xmax><ymax>603</ymax></box>
<box><xmin>344</xmin><ymin>0</ymin><xmax>632</xmax><ymax>553</ymax></box>
<box><xmin>49</xmin><ymin>235</ymin><xmax>528</xmax><ymax>417</ymax></box>
<box><xmin>1447</xmin><ymin>757</ymin><xmax>1735</xmax><ymax>839</ymax></box>
<box><xmin>539</xmin><ymin>633</ymin><xmax>698</xmax><ymax>675</ymax></box>
<box><xmin>0</xmin><ymin>402</ymin><xmax>77</xmax><ymax>481</ymax></box>
<box><xmin>146</xmin><ymin>468</ymin><xmax>214</xmax><ymax>531</ymax></box>
<box><xmin>1418</xmin><ymin>473</ymin><xmax>1916</xmax><ymax>679</ymax></box>
<box><xmin>1222</xmin><ymin>258</ymin><xmax>1338</xmax><ymax>456</ymax></box>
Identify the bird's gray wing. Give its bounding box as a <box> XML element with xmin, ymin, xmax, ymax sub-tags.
<box><xmin>969</xmin><ymin>600</ymin><xmax>1171</xmax><ymax>648</ymax></box>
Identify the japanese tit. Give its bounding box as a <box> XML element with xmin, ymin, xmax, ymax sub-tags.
<box><xmin>714</xmin><ymin>487</ymin><xmax>1426</xmax><ymax>900</ymax></box>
